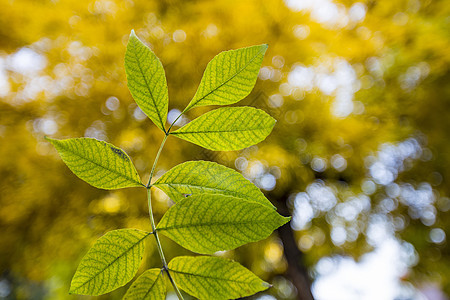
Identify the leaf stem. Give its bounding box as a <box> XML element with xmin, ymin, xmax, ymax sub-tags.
<box><xmin>146</xmin><ymin>134</ymin><xmax>184</xmax><ymax>300</ymax></box>
<box><xmin>164</xmin><ymin>267</ymin><xmax>184</xmax><ymax>299</ymax></box>
<box><xmin>146</xmin><ymin>188</ymin><xmax>167</xmax><ymax>266</ymax></box>
<box><xmin>146</xmin><ymin>134</ymin><xmax>169</xmax><ymax>188</ymax></box>
<box><xmin>168</xmin><ymin>100</ymin><xmax>194</xmax><ymax>133</ymax></box>
<box><xmin>167</xmin><ymin>113</ymin><xmax>183</xmax><ymax>133</ymax></box>
<box><xmin>146</xmin><ymin>188</ymin><xmax>184</xmax><ymax>299</ymax></box>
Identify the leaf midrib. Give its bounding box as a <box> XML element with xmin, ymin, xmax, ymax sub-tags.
<box><xmin>170</xmin><ymin>269</ymin><xmax>259</xmax><ymax>286</ymax></box>
<box><xmin>142</xmin><ymin>271</ymin><xmax>163</xmax><ymax>299</ymax></box>
<box><xmin>172</xmin><ymin>126</ymin><xmax>273</xmax><ymax>135</ymax></box>
<box><xmin>158</xmin><ymin>218</ymin><xmax>280</xmax><ymax>231</ymax></box>
<box><xmin>189</xmin><ymin>46</ymin><xmax>266</xmax><ymax>109</ymax></box>
<box><xmin>154</xmin><ymin>183</ymin><xmax>272</xmax><ymax>207</ymax></box>
<box><xmin>155</xmin><ymin>182</ymin><xmax>252</xmax><ymax>196</ymax></box>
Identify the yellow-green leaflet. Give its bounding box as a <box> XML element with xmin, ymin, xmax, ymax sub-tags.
<box><xmin>157</xmin><ymin>194</ymin><xmax>290</xmax><ymax>254</ymax></box>
<box><xmin>123</xmin><ymin>269</ymin><xmax>166</xmax><ymax>300</ymax></box>
<box><xmin>169</xmin><ymin>256</ymin><xmax>270</xmax><ymax>300</ymax></box>
<box><xmin>184</xmin><ymin>44</ymin><xmax>268</xmax><ymax>111</ymax></box>
<box><xmin>125</xmin><ymin>30</ymin><xmax>168</xmax><ymax>132</ymax></box>
<box><xmin>48</xmin><ymin>40</ymin><xmax>279</xmax><ymax>299</ymax></box>
<box><xmin>171</xmin><ymin>107</ymin><xmax>275</xmax><ymax>151</ymax></box>
<box><xmin>46</xmin><ymin>137</ymin><xmax>143</xmax><ymax>189</ymax></box>
<box><xmin>154</xmin><ymin>160</ymin><xmax>275</xmax><ymax>209</ymax></box>
<box><xmin>69</xmin><ymin>229</ymin><xmax>151</xmax><ymax>296</ymax></box>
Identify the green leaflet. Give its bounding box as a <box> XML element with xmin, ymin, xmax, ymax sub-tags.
<box><xmin>125</xmin><ymin>30</ymin><xmax>168</xmax><ymax>132</ymax></box>
<box><xmin>46</xmin><ymin>137</ymin><xmax>143</xmax><ymax>189</ymax></box>
<box><xmin>51</xmin><ymin>43</ymin><xmax>278</xmax><ymax>299</ymax></box>
<box><xmin>169</xmin><ymin>256</ymin><xmax>269</xmax><ymax>300</ymax></box>
<box><xmin>157</xmin><ymin>194</ymin><xmax>289</xmax><ymax>254</ymax></box>
<box><xmin>123</xmin><ymin>269</ymin><xmax>166</xmax><ymax>300</ymax></box>
<box><xmin>70</xmin><ymin>229</ymin><xmax>151</xmax><ymax>296</ymax></box>
<box><xmin>153</xmin><ymin>160</ymin><xmax>274</xmax><ymax>209</ymax></box>
<box><xmin>171</xmin><ymin>107</ymin><xmax>276</xmax><ymax>151</ymax></box>
<box><xmin>184</xmin><ymin>44</ymin><xmax>268</xmax><ymax>112</ymax></box>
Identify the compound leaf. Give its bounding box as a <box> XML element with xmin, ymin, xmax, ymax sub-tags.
<box><xmin>184</xmin><ymin>44</ymin><xmax>268</xmax><ymax>111</ymax></box>
<box><xmin>169</xmin><ymin>256</ymin><xmax>269</xmax><ymax>300</ymax></box>
<box><xmin>123</xmin><ymin>269</ymin><xmax>166</xmax><ymax>300</ymax></box>
<box><xmin>154</xmin><ymin>160</ymin><xmax>274</xmax><ymax>209</ymax></box>
<box><xmin>171</xmin><ymin>107</ymin><xmax>275</xmax><ymax>151</ymax></box>
<box><xmin>46</xmin><ymin>137</ymin><xmax>143</xmax><ymax>189</ymax></box>
<box><xmin>70</xmin><ymin>229</ymin><xmax>151</xmax><ymax>296</ymax></box>
<box><xmin>125</xmin><ymin>30</ymin><xmax>168</xmax><ymax>132</ymax></box>
<box><xmin>157</xmin><ymin>194</ymin><xmax>289</xmax><ymax>254</ymax></box>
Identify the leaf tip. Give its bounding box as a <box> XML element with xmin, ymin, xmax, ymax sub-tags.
<box><xmin>45</xmin><ymin>136</ymin><xmax>57</xmax><ymax>145</ymax></box>
<box><xmin>129</xmin><ymin>29</ymin><xmax>139</xmax><ymax>43</ymax></box>
<box><xmin>259</xmin><ymin>44</ymin><xmax>268</xmax><ymax>55</ymax></box>
<box><xmin>262</xmin><ymin>281</ymin><xmax>272</xmax><ymax>289</ymax></box>
<box><xmin>68</xmin><ymin>285</ymin><xmax>77</xmax><ymax>295</ymax></box>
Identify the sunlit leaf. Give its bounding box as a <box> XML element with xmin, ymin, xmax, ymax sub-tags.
<box><xmin>70</xmin><ymin>229</ymin><xmax>151</xmax><ymax>296</ymax></box>
<box><xmin>169</xmin><ymin>256</ymin><xmax>269</xmax><ymax>300</ymax></box>
<box><xmin>157</xmin><ymin>194</ymin><xmax>289</xmax><ymax>254</ymax></box>
<box><xmin>184</xmin><ymin>44</ymin><xmax>268</xmax><ymax>111</ymax></box>
<box><xmin>46</xmin><ymin>137</ymin><xmax>143</xmax><ymax>189</ymax></box>
<box><xmin>171</xmin><ymin>107</ymin><xmax>275</xmax><ymax>151</ymax></box>
<box><xmin>153</xmin><ymin>160</ymin><xmax>274</xmax><ymax>208</ymax></box>
<box><xmin>123</xmin><ymin>268</ymin><xmax>166</xmax><ymax>300</ymax></box>
<box><xmin>125</xmin><ymin>30</ymin><xmax>168</xmax><ymax>132</ymax></box>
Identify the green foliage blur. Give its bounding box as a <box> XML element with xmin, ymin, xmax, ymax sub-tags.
<box><xmin>0</xmin><ymin>0</ymin><xmax>449</xmax><ymax>299</ymax></box>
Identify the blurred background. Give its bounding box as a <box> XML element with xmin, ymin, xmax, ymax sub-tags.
<box><xmin>0</xmin><ymin>0</ymin><xmax>449</xmax><ymax>299</ymax></box>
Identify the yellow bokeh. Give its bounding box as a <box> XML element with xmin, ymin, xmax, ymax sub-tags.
<box><xmin>0</xmin><ymin>0</ymin><xmax>449</xmax><ymax>298</ymax></box>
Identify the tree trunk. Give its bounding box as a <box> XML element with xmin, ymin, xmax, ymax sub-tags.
<box><xmin>274</xmin><ymin>192</ymin><xmax>315</xmax><ymax>300</ymax></box>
